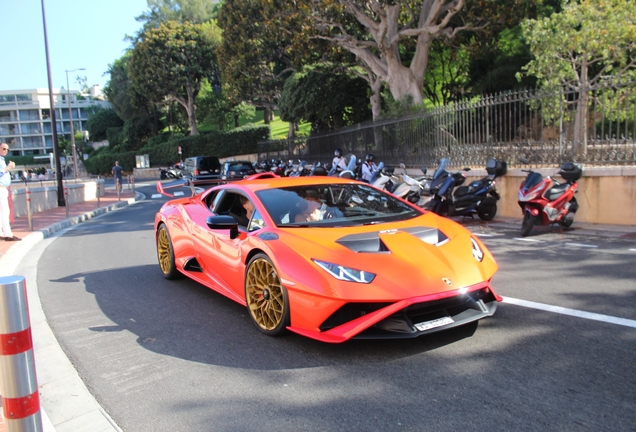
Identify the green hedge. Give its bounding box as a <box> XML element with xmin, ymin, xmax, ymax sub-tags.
<box><xmin>83</xmin><ymin>124</ymin><xmax>270</xmax><ymax>175</ymax></box>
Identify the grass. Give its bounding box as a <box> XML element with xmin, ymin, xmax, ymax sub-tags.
<box><xmin>200</xmin><ymin>109</ymin><xmax>311</xmax><ymax>139</ymax></box>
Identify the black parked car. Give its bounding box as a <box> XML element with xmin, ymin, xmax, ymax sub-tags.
<box><xmin>221</xmin><ymin>160</ymin><xmax>256</xmax><ymax>179</ymax></box>
<box><xmin>182</xmin><ymin>156</ymin><xmax>222</xmax><ymax>183</ymax></box>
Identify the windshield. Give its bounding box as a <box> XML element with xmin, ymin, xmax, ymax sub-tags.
<box><xmin>256</xmin><ymin>183</ymin><xmax>421</xmax><ymax>227</ymax></box>
<box><xmin>433</xmin><ymin>158</ymin><xmax>449</xmax><ymax>180</ymax></box>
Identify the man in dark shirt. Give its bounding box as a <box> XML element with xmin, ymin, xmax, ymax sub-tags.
<box><xmin>112</xmin><ymin>161</ymin><xmax>123</xmax><ymax>192</ymax></box>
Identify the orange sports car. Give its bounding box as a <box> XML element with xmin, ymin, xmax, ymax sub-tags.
<box><xmin>155</xmin><ymin>174</ymin><xmax>501</xmax><ymax>343</ymax></box>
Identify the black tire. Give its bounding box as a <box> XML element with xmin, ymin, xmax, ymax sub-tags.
<box><xmin>156</xmin><ymin>224</ymin><xmax>181</xmax><ymax>279</ymax></box>
<box><xmin>559</xmin><ymin>217</ymin><xmax>574</xmax><ymax>228</ymax></box>
<box><xmin>477</xmin><ymin>204</ymin><xmax>497</xmax><ymax>221</ymax></box>
<box><xmin>245</xmin><ymin>253</ymin><xmax>290</xmax><ymax>336</ymax></box>
<box><xmin>521</xmin><ymin>212</ymin><xmax>535</xmax><ymax>237</ymax></box>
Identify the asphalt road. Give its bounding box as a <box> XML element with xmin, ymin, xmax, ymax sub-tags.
<box><xmin>30</xmin><ymin>184</ymin><xmax>636</xmax><ymax>431</ymax></box>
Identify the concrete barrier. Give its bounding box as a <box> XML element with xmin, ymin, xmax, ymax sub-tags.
<box><xmin>9</xmin><ymin>180</ymin><xmax>104</xmax><ymax>218</ymax></box>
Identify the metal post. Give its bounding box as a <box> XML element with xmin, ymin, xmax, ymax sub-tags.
<box><xmin>97</xmin><ymin>176</ymin><xmax>100</xmax><ymax>208</ymax></box>
<box><xmin>131</xmin><ymin>176</ymin><xmax>135</xmax><ymax>195</ymax></box>
<box><xmin>116</xmin><ymin>178</ymin><xmax>121</xmax><ymax>202</ymax></box>
<box><xmin>40</xmin><ymin>0</ymin><xmax>65</xmax><ymax>208</ymax></box>
<box><xmin>0</xmin><ymin>276</ymin><xmax>44</xmax><ymax>432</ymax></box>
<box><xmin>26</xmin><ymin>186</ymin><xmax>33</xmax><ymax>232</ymax></box>
<box><xmin>64</xmin><ymin>184</ymin><xmax>69</xmax><ymax>218</ymax></box>
<box><xmin>65</xmin><ymin>68</ymin><xmax>85</xmax><ymax>181</ymax></box>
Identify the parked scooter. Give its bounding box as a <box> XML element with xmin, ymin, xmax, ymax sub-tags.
<box><xmin>518</xmin><ymin>158</ymin><xmax>582</xmax><ymax>236</ymax></box>
<box><xmin>159</xmin><ymin>164</ymin><xmax>183</xmax><ymax>180</ymax></box>
<box><xmin>427</xmin><ymin>158</ymin><xmax>505</xmax><ymax>220</ymax></box>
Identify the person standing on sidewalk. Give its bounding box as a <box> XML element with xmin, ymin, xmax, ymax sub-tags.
<box><xmin>0</xmin><ymin>142</ymin><xmax>20</xmax><ymax>241</ymax></box>
<box><xmin>112</xmin><ymin>160</ymin><xmax>123</xmax><ymax>192</ymax></box>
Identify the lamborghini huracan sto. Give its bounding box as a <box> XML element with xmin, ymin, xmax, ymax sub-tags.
<box><xmin>154</xmin><ymin>173</ymin><xmax>501</xmax><ymax>343</ymax></box>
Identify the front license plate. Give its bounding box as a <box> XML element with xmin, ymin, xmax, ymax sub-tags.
<box><xmin>414</xmin><ymin>316</ymin><xmax>454</xmax><ymax>332</ymax></box>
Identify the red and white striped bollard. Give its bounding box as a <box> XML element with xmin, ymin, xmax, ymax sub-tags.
<box><xmin>0</xmin><ymin>276</ymin><xmax>43</xmax><ymax>431</ymax></box>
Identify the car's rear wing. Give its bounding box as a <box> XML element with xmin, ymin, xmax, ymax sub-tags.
<box><xmin>156</xmin><ymin>172</ymin><xmax>278</xmax><ymax>198</ymax></box>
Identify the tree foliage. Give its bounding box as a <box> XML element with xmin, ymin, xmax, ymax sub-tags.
<box><xmin>129</xmin><ymin>20</ymin><xmax>221</xmax><ymax>135</ymax></box>
<box><xmin>278</xmin><ymin>68</ymin><xmax>371</xmax><ymax>133</ymax></box>
<box><xmin>136</xmin><ymin>0</ymin><xmax>221</xmax><ymax>30</ymax></box>
<box><xmin>520</xmin><ymin>0</ymin><xmax>636</xmax><ymax>151</ymax></box>
<box><xmin>86</xmin><ymin>109</ymin><xmax>124</xmax><ymax>141</ymax></box>
<box><xmin>521</xmin><ymin>0</ymin><xmax>636</xmax><ymax>89</ymax></box>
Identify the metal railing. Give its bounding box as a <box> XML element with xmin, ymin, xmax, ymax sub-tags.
<box><xmin>258</xmin><ymin>78</ymin><xmax>636</xmax><ymax>169</ymax></box>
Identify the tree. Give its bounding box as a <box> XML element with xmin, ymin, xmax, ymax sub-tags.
<box><xmin>520</xmin><ymin>0</ymin><xmax>636</xmax><ymax>152</ymax></box>
<box><xmin>86</xmin><ymin>109</ymin><xmax>124</xmax><ymax>142</ymax></box>
<box><xmin>278</xmin><ymin>68</ymin><xmax>371</xmax><ymax>133</ymax></box>
<box><xmin>129</xmin><ymin>20</ymin><xmax>221</xmax><ymax>135</ymax></box>
<box><xmin>136</xmin><ymin>0</ymin><xmax>221</xmax><ymax>30</ymax></box>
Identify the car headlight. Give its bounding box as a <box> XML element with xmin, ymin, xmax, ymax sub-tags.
<box><xmin>471</xmin><ymin>237</ymin><xmax>484</xmax><ymax>262</ymax></box>
<box><xmin>313</xmin><ymin>259</ymin><xmax>376</xmax><ymax>283</ymax></box>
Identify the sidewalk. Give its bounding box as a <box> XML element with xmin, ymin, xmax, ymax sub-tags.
<box><xmin>1</xmin><ymin>187</ymin><xmax>139</xmax><ymax>432</ymax></box>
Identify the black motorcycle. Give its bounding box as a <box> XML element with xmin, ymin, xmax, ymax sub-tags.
<box><xmin>427</xmin><ymin>158</ymin><xmax>506</xmax><ymax>221</ymax></box>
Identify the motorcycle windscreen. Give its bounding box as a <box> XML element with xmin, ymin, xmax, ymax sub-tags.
<box><xmin>522</xmin><ymin>172</ymin><xmax>543</xmax><ymax>192</ymax></box>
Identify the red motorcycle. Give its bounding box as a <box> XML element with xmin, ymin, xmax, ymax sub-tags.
<box><xmin>518</xmin><ymin>158</ymin><xmax>583</xmax><ymax>236</ymax></box>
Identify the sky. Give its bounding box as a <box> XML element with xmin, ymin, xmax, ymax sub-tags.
<box><xmin>0</xmin><ymin>0</ymin><xmax>149</xmax><ymax>93</ymax></box>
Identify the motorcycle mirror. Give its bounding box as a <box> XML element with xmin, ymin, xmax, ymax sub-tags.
<box><xmin>421</xmin><ymin>167</ymin><xmax>427</xmax><ymax>175</ymax></box>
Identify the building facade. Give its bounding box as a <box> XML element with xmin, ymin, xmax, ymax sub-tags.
<box><xmin>0</xmin><ymin>87</ymin><xmax>111</xmax><ymax>156</ymax></box>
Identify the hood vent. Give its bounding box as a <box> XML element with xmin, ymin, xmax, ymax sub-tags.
<box><xmin>336</xmin><ymin>227</ymin><xmax>447</xmax><ymax>253</ymax></box>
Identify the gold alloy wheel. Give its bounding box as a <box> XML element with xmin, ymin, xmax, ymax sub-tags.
<box><xmin>245</xmin><ymin>256</ymin><xmax>287</xmax><ymax>333</ymax></box>
<box><xmin>157</xmin><ymin>225</ymin><xmax>178</xmax><ymax>279</ymax></box>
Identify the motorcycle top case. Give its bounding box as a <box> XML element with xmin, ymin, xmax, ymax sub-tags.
<box><xmin>486</xmin><ymin>158</ymin><xmax>507</xmax><ymax>176</ymax></box>
<box><xmin>559</xmin><ymin>162</ymin><xmax>583</xmax><ymax>181</ymax></box>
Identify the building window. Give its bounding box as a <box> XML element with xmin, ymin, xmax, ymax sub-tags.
<box><xmin>0</xmin><ymin>95</ymin><xmax>16</xmax><ymax>104</ymax></box>
<box><xmin>16</xmin><ymin>94</ymin><xmax>32</xmax><ymax>102</ymax></box>
<box><xmin>0</xmin><ymin>110</ymin><xmax>18</xmax><ymax>122</ymax></box>
<box><xmin>21</xmin><ymin>123</ymin><xmax>42</xmax><ymax>134</ymax></box>
<box><xmin>22</xmin><ymin>136</ymin><xmax>43</xmax><ymax>147</ymax></box>
<box><xmin>0</xmin><ymin>123</ymin><xmax>18</xmax><ymax>136</ymax></box>
<box><xmin>19</xmin><ymin>109</ymin><xmax>40</xmax><ymax>121</ymax></box>
<box><xmin>42</xmin><ymin>109</ymin><xmax>51</xmax><ymax>120</ymax></box>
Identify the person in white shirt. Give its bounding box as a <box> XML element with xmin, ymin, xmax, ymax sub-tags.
<box><xmin>0</xmin><ymin>142</ymin><xmax>20</xmax><ymax>241</ymax></box>
<box><xmin>361</xmin><ymin>154</ymin><xmax>378</xmax><ymax>182</ymax></box>
<box><xmin>329</xmin><ymin>149</ymin><xmax>348</xmax><ymax>176</ymax></box>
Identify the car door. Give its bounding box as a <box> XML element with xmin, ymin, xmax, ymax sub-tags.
<box><xmin>208</xmin><ymin>190</ymin><xmax>259</xmax><ymax>301</ymax></box>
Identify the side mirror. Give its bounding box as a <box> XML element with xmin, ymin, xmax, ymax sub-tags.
<box><xmin>206</xmin><ymin>215</ymin><xmax>239</xmax><ymax>239</ymax></box>
<box><xmin>421</xmin><ymin>167</ymin><xmax>427</xmax><ymax>175</ymax></box>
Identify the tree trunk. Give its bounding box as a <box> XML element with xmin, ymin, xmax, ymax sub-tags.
<box><xmin>572</xmin><ymin>56</ymin><xmax>588</xmax><ymax>156</ymax></box>
<box><xmin>263</xmin><ymin>107</ymin><xmax>271</xmax><ymax>124</ymax></box>
<box><xmin>234</xmin><ymin>114</ymin><xmax>239</xmax><ymax>128</ymax></box>
<box><xmin>386</xmin><ymin>59</ymin><xmax>424</xmax><ymax>105</ymax></box>
<box><xmin>288</xmin><ymin>122</ymin><xmax>295</xmax><ymax>139</ymax></box>
<box><xmin>184</xmin><ymin>85</ymin><xmax>199</xmax><ymax>136</ymax></box>
<box><xmin>370</xmin><ymin>76</ymin><xmax>383</xmax><ymax>121</ymax></box>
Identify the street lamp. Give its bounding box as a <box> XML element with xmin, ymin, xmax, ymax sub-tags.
<box><xmin>65</xmin><ymin>68</ymin><xmax>85</xmax><ymax>179</ymax></box>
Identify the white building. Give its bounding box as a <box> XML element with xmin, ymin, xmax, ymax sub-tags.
<box><xmin>0</xmin><ymin>87</ymin><xmax>111</xmax><ymax>156</ymax></box>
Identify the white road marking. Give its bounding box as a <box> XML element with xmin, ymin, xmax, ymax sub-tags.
<box><xmin>501</xmin><ymin>296</ymin><xmax>636</xmax><ymax>329</ymax></box>
<box><xmin>174</xmin><ymin>191</ymin><xmax>184</xmax><ymax>196</ymax></box>
<box><xmin>629</xmin><ymin>249</ymin><xmax>636</xmax><ymax>252</ymax></box>
<box><xmin>565</xmin><ymin>242</ymin><xmax>598</xmax><ymax>248</ymax></box>
<box><xmin>513</xmin><ymin>237</ymin><xmax>542</xmax><ymax>242</ymax></box>
<box><xmin>152</xmin><ymin>194</ymin><xmax>162</xmax><ymax>199</ymax></box>
<box><xmin>473</xmin><ymin>233</ymin><xmax>493</xmax><ymax>237</ymax></box>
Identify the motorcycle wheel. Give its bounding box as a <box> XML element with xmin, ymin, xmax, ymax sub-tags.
<box><xmin>559</xmin><ymin>217</ymin><xmax>574</xmax><ymax>228</ymax></box>
<box><xmin>477</xmin><ymin>205</ymin><xmax>497</xmax><ymax>221</ymax></box>
<box><xmin>521</xmin><ymin>212</ymin><xmax>535</xmax><ymax>237</ymax></box>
